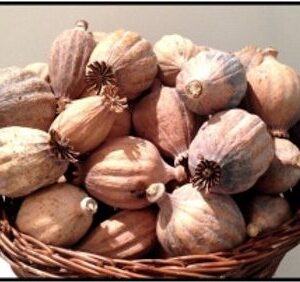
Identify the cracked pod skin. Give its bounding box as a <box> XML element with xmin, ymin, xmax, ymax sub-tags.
<box><xmin>78</xmin><ymin>208</ymin><xmax>157</xmax><ymax>259</ymax></box>
<box><xmin>133</xmin><ymin>79</ymin><xmax>200</xmax><ymax>166</ymax></box>
<box><xmin>0</xmin><ymin>127</ymin><xmax>72</xmax><ymax>198</ymax></box>
<box><xmin>146</xmin><ymin>183</ymin><xmax>246</xmax><ymax>256</ymax></box>
<box><xmin>0</xmin><ymin>67</ymin><xmax>56</xmax><ymax>131</ymax></box>
<box><xmin>86</xmin><ymin>29</ymin><xmax>157</xmax><ymax>100</ymax></box>
<box><xmin>254</xmin><ymin>138</ymin><xmax>300</xmax><ymax>194</ymax></box>
<box><xmin>16</xmin><ymin>183</ymin><xmax>97</xmax><ymax>246</ymax></box>
<box><xmin>188</xmin><ymin>109</ymin><xmax>274</xmax><ymax>194</ymax></box>
<box><xmin>49</xmin><ymin>20</ymin><xmax>96</xmax><ymax>100</ymax></box>
<box><xmin>83</xmin><ymin>136</ymin><xmax>187</xmax><ymax>210</ymax></box>
<box><xmin>50</xmin><ymin>85</ymin><xmax>127</xmax><ymax>155</ymax></box>
<box><xmin>176</xmin><ymin>49</ymin><xmax>247</xmax><ymax>115</ymax></box>
<box><xmin>244</xmin><ymin>48</ymin><xmax>300</xmax><ymax>138</ymax></box>
<box><xmin>153</xmin><ymin>34</ymin><xmax>202</xmax><ymax>87</ymax></box>
<box><xmin>245</xmin><ymin>194</ymin><xmax>292</xmax><ymax>238</ymax></box>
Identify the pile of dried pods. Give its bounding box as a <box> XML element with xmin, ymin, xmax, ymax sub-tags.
<box><xmin>1</xmin><ymin>19</ymin><xmax>300</xmax><ymax>259</ymax></box>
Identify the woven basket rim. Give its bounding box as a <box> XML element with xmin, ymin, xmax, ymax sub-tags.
<box><xmin>1</xmin><ymin>198</ymin><xmax>300</xmax><ymax>278</ymax></box>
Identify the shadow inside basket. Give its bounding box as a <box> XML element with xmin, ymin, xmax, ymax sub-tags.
<box><xmin>1</xmin><ymin>185</ymin><xmax>300</xmax><ymax>279</ymax></box>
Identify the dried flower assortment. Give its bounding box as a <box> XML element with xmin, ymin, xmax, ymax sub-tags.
<box><xmin>1</xmin><ymin>20</ymin><xmax>299</xmax><ymax>260</ymax></box>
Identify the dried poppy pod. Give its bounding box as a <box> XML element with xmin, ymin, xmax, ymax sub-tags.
<box><xmin>0</xmin><ymin>126</ymin><xmax>78</xmax><ymax>198</ymax></box>
<box><xmin>24</xmin><ymin>62</ymin><xmax>50</xmax><ymax>82</ymax></box>
<box><xmin>86</xmin><ymin>29</ymin><xmax>157</xmax><ymax>100</ymax></box>
<box><xmin>50</xmin><ymin>85</ymin><xmax>128</xmax><ymax>155</ymax></box>
<box><xmin>133</xmin><ymin>79</ymin><xmax>200</xmax><ymax>166</ymax></box>
<box><xmin>189</xmin><ymin>109</ymin><xmax>274</xmax><ymax>194</ymax></box>
<box><xmin>254</xmin><ymin>138</ymin><xmax>300</xmax><ymax>194</ymax></box>
<box><xmin>245</xmin><ymin>48</ymin><xmax>300</xmax><ymax>138</ymax></box>
<box><xmin>0</xmin><ymin>67</ymin><xmax>56</xmax><ymax>131</ymax></box>
<box><xmin>146</xmin><ymin>183</ymin><xmax>246</xmax><ymax>256</ymax></box>
<box><xmin>83</xmin><ymin>136</ymin><xmax>187</xmax><ymax>209</ymax></box>
<box><xmin>245</xmin><ymin>194</ymin><xmax>292</xmax><ymax>237</ymax></box>
<box><xmin>92</xmin><ymin>31</ymin><xmax>107</xmax><ymax>43</ymax></box>
<box><xmin>49</xmin><ymin>19</ymin><xmax>96</xmax><ymax>100</ymax></box>
<box><xmin>78</xmin><ymin>208</ymin><xmax>157</xmax><ymax>259</ymax></box>
<box><xmin>153</xmin><ymin>34</ymin><xmax>202</xmax><ymax>87</ymax></box>
<box><xmin>233</xmin><ymin>45</ymin><xmax>265</xmax><ymax>71</ymax></box>
<box><xmin>176</xmin><ymin>49</ymin><xmax>247</xmax><ymax>115</ymax></box>
<box><xmin>16</xmin><ymin>183</ymin><xmax>98</xmax><ymax>246</ymax></box>
<box><xmin>106</xmin><ymin>108</ymin><xmax>131</xmax><ymax>140</ymax></box>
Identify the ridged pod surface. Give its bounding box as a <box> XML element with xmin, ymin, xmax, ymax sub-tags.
<box><xmin>245</xmin><ymin>194</ymin><xmax>292</xmax><ymax>237</ymax></box>
<box><xmin>50</xmin><ymin>85</ymin><xmax>128</xmax><ymax>154</ymax></box>
<box><xmin>189</xmin><ymin>109</ymin><xmax>274</xmax><ymax>194</ymax></box>
<box><xmin>233</xmin><ymin>46</ymin><xmax>265</xmax><ymax>71</ymax></box>
<box><xmin>0</xmin><ymin>127</ymin><xmax>76</xmax><ymax>198</ymax></box>
<box><xmin>49</xmin><ymin>20</ymin><xmax>96</xmax><ymax>100</ymax></box>
<box><xmin>86</xmin><ymin>29</ymin><xmax>157</xmax><ymax>100</ymax></box>
<box><xmin>245</xmin><ymin>48</ymin><xmax>300</xmax><ymax>138</ymax></box>
<box><xmin>133</xmin><ymin>79</ymin><xmax>200</xmax><ymax>166</ymax></box>
<box><xmin>153</xmin><ymin>34</ymin><xmax>202</xmax><ymax>87</ymax></box>
<box><xmin>24</xmin><ymin>62</ymin><xmax>50</xmax><ymax>82</ymax></box>
<box><xmin>255</xmin><ymin>138</ymin><xmax>300</xmax><ymax>194</ymax></box>
<box><xmin>16</xmin><ymin>183</ymin><xmax>98</xmax><ymax>246</ymax></box>
<box><xmin>78</xmin><ymin>208</ymin><xmax>157</xmax><ymax>259</ymax></box>
<box><xmin>0</xmin><ymin>67</ymin><xmax>56</xmax><ymax>131</ymax></box>
<box><xmin>176</xmin><ymin>50</ymin><xmax>247</xmax><ymax>115</ymax></box>
<box><xmin>146</xmin><ymin>183</ymin><xmax>246</xmax><ymax>256</ymax></box>
<box><xmin>83</xmin><ymin>136</ymin><xmax>187</xmax><ymax>209</ymax></box>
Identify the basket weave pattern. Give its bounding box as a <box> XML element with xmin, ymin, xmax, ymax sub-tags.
<box><xmin>1</xmin><ymin>196</ymin><xmax>300</xmax><ymax>278</ymax></box>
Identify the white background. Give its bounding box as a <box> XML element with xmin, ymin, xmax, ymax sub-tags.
<box><xmin>0</xmin><ymin>4</ymin><xmax>300</xmax><ymax>278</ymax></box>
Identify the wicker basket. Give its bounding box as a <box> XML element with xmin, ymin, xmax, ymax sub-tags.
<box><xmin>1</xmin><ymin>189</ymin><xmax>300</xmax><ymax>279</ymax></box>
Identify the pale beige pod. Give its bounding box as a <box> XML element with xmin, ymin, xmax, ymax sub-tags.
<box><xmin>92</xmin><ymin>31</ymin><xmax>107</xmax><ymax>43</ymax></box>
<box><xmin>0</xmin><ymin>67</ymin><xmax>56</xmax><ymax>131</ymax></box>
<box><xmin>78</xmin><ymin>208</ymin><xmax>157</xmax><ymax>259</ymax></box>
<box><xmin>153</xmin><ymin>34</ymin><xmax>202</xmax><ymax>86</ymax></box>
<box><xmin>146</xmin><ymin>183</ymin><xmax>246</xmax><ymax>256</ymax></box>
<box><xmin>245</xmin><ymin>48</ymin><xmax>300</xmax><ymax>138</ymax></box>
<box><xmin>246</xmin><ymin>194</ymin><xmax>292</xmax><ymax>237</ymax></box>
<box><xmin>49</xmin><ymin>85</ymin><xmax>128</xmax><ymax>154</ymax></box>
<box><xmin>24</xmin><ymin>62</ymin><xmax>50</xmax><ymax>82</ymax></box>
<box><xmin>86</xmin><ymin>29</ymin><xmax>157</xmax><ymax>100</ymax></box>
<box><xmin>83</xmin><ymin>136</ymin><xmax>187</xmax><ymax>209</ymax></box>
<box><xmin>0</xmin><ymin>127</ymin><xmax>76</xmax><ymax>198</ymax></box>
<box><xmin>16</xmin><ymin>183</ymin><xmax>98</xmax><ymax>246</ymax></box>
<box><xmin>49</xmin><ymin>19</ymin><xmax>96</xmax><ymax>100</ymax></box>
<box><xmin>255</xmin><ymin>138</ymin><xmax>300</xmax><ymax>194</ymax></box>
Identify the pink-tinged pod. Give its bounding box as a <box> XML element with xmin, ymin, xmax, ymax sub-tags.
<box><xmin>188</xmin><ymin>109</ymin><xmax>274</xmax><ymax>194</ymax></box>
<box><xmin>176</xmin><ymin>49</ymin><xmax>247</xmax><ymax>115</ymax></box>
<box><xmin>254</xmin><ymin>138</ymin><xmax>300</xmax><ymax>194</ymax></box>
<box><xmin>133</xmin><ymin>79</ymin><xmax>201</xmax><ymax>166</ymax></box>
<box><xmin>233</xmin><ymin>45</ymin><xmax>265</xmax><ymax>71</ymax></box>
<box><xmin>49</xmin><ymin>20</ymin><xmax>96</xmax><ymax>100</ymax></box>
<box><xmin>244</xmin><ymin>48</ymin><xmax>300</xmax><ymax>138</ymax></box>
<box><xmin>146</xmin><ymin>183</ymin><xmax>246</xmax><ymax>256</ymax></box>
<box><xmin>83</xmin><ymin>136</ymin><xmax>187</xmax><ymax>210</ymax></box>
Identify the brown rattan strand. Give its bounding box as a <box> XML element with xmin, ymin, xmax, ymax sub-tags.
<box><xmin>1</xmin><ymin>201</ymin><xmax>300</xmax><ymax>278</ymax></box>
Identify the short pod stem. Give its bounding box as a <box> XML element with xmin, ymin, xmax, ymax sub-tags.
<box><xmin>146</xmin><ymin>183</ymin><xmax>168</xmax><ymax>205</ymax></box>
<box><xmin>80</xmin><ymin>197</ymin><xmax>98</xmax><ymax>215</ymax></box>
